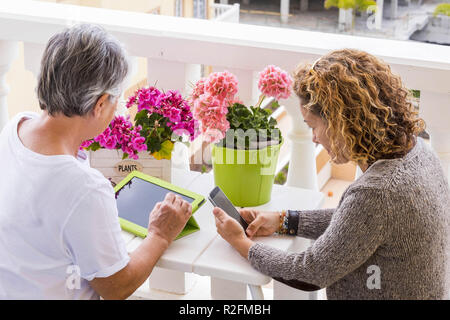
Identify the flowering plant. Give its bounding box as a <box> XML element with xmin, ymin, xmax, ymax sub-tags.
<box><xmin>81</xmin><ymin>87</ymin><xmax>199</xmax><ymax>160</ymax></box>
<box><xmin>190</xmin><ymin>65</ymin><xmax>293</xmax><ymax>149</ymax></box>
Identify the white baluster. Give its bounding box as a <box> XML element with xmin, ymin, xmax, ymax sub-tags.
<box><xmin>300</xmin><ymin>0</ymin><xmax>309</xmax><ymax>12</ymax></box>
<box><xmin>23</xmin><ymin>42</ymin><xmax>45</xmax><ymax>78</ymax></box>
<box><xmin>210</xmin><ymin>278</ymin><xmax>248</xmax><ymax>300</ymax></box>
<box><xmin>419</xmin><ymin>90</ymin><xmax>450</xmax><ymax>183</ymax></box>
<box><xmin>375</xmin><ymin>0</ymin><xmax>384</xmax><ymax>30</ymax></box>
<box><xmin>0</xmin><ymin>40</ymin><xmax>19</xmax><ymax>131</ymax></box>
<box><xmin>274</xmin><ymin>95</ymin><xmax>318</xmax><ymax>300</ymax></box>
<box><xmin>283</xmin><ymin>95</ymin><xmax>318</xmax><ymax>190</ymax></box>
<box><xmin>147</xmin><ymin>58</ymin><xmax>201</xmax><ymax>96</ymax></box>
<box><xmin>390</xmin><ymin>0</ymin><xmax>398</xmax><ymax>19</ymax></box>
<box><xmin>281</xmin><ymin>0</ymin><xmax>290</xmax><ymax>24</ymax></box>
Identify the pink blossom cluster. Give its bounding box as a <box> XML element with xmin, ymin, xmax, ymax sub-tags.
<box><xmin>258</xmin><ymin>65</ymin><xmax>293</xmax><ymax>101</ymax></box>
<box><xmin>190</xmin><ymin>71</ymin><xmax>238</xmax><ymax>143</ymax></box>
<box><xmin>190</xmin><ymin>66</ymin><xmax>291</xmax><ymax>144</ymax></box>
<box><xmin>81</xmin><ymin>115</ymin><xmax>147</xmax><ymax>160</ymax></box>
<box><xmin>126</xmin><ymin>87</ymin><xmax>199</xmax><ymax>141</ymax></box>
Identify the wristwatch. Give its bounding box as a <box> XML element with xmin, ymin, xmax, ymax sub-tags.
<box><xmin>286</xmin><ymin>210</ymin><xmax>299</xmax><ymax>235</ymax></box>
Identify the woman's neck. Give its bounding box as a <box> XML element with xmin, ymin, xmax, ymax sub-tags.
<box><xmin>18</xmin><ymin>113</ymin><xmax>86</xmax><ymax>158</ymax></box>
<box><xmin>359</xmin><ymin>163</ymin><xmax>369</xmax><ymax>173</ymax></box>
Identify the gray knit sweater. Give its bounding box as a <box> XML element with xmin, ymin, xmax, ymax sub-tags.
<box><xmin>248</xmin><ymin>138</ymin><xmax>450</xmax><ymax>299</ymax></box>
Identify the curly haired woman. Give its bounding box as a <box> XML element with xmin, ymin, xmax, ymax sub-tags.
<box><xmin>212</xmin><ymin>49</ymin><xmax>450</xmax><ymax>300</ymax></box>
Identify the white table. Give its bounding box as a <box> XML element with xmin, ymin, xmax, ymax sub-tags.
<box><xmin>122</xmin><ymin>168</ymin><xmax>324</xmax><ymax>299</ymax></box>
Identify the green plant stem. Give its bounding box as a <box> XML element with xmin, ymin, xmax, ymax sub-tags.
<box><xmin>256</xmin><ymin>94</ymin><xmax>266</xmax><ymax>109</ymax></box>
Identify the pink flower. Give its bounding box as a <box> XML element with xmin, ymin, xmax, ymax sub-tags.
<box><xmin>193</xmin><ymin>94</ymin><xmax>228</xmax><ymax>120</ymax></box>
<box><xmin>203</xmin><ymin>128</ymin><xmax>226</xmax><ymax>143</ymax></box>
<box><xmin>189</xmin><ymin>71</ymin><xmax>241</xmax><ymax>143</ymax></box>
<box><xmin>131</xmin><ymin>136</ymin><xmax>147</xmax><ymax>152</ymax></box>
<box><xmin>104</xmin><ymin>135</ymin><xmax>118</xmax><ymax>150</ymax></box>
<box><xmin>191</xmin><ymin>78</ymin><xmax>206</xmax><ymax>101</ymax></box>
<box><xmin>227</xmin><ymin>96</ymin><xmax>243</xmax><ymax>106</ymax></box>
<box><xmin>258</xmin><ymin>65</ymin><xmax>292</xmax><ymax>100</ymax></box>
<box><xmin>127</xmin><ymin>86</ymin><xmax>161</xmax><ymax>112</ymax></box>
<box><xmin>80</xmin><ymin>140</ymin><xmax>94</xmax><ymax>150</ymax></box>
<box><xmin>204</xmin><ymin>71</ymin><xmax>238</xmax><ymax>102</ymax></box>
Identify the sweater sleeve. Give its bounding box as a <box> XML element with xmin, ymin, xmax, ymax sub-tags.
<box><xmin>295</xmin><ymin>208</ymin><xmax>335</xmax><ymax>240</ymax></box>
<box><xmin>248</xmin><ymin>187</ymin><xmax>387</xmax><ymax>289</ymax></box>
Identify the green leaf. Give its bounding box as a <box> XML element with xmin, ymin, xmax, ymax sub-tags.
<box><xmin>87</xmin><ymin>141</ymin><xmax>101</xmax><ymax>152</ymax></box>
<box><xmin>151</xmin><ymin>140</ymin><xmax>174</xmax><ymax>160</ymax></box>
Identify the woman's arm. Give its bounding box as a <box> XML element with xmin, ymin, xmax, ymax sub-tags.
<box><xmin>89</xmin><ymin>233</ymin><xmax>169</xmax><ymax>300</ymax></box>
<box><xmin>241</xmin><ymin>208</ymin><xmax>335</xmax><ymax>240</ymax></box>
<box><xmin>248</xmin><ymin>187</ymin><xmax>387</xmax><ymax>289</ymax></box>
<box><xmin>216</xmin><ymin>187</ymin><xmax>387</xmax><ymax>290</ymax></box>
<box><xmin>290</xmin><ymin>208</ymin><xmax>335</xmax><ymax>240</ymax></box>
<box><xmin>89</xmin><ymin>193</ymin><xmax>192</xmax><ymax>300</ymax></box>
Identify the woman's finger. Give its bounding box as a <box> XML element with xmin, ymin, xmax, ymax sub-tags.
<box><xmin>181</xmin><ymin>201</ymin><xmax>192</xmax><ymax>217</ymax></box>
<box><xmin>164</xmin><ymin>192</ymin><xmax>176</xmax><ymax>204</ymax></box>
<box><xmin>173</xmin><ymin>195</ymin><xmax>183</xmax><ymax>208</ymax></box>
<box><xmin>246</xmin><ymin>215</ymin><xmax>266</xmax><ymax>237</ymax></box>
<box><xmin>212</xmin><ymin>207</ymin><xmax>228</xmax><ymax>223</ymax></box>
<box><xmin>239</xmin><ymin>209</ymin><xmax>256</xmax><ymax>223</ymax></box>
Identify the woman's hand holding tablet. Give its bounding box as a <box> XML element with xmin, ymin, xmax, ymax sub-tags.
<box><xmin>114</xmin><ymin>171</ymin><xmax>204</xmax><ymax>239</ymax></box>
<box><xmin>147</xmin><ymin>192</ymin><xmax>192</xmax><ymax>247</ymax></box>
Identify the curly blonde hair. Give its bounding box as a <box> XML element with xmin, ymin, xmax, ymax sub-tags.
<box><xmin>293</xmin><ymin>49</ymin><xmax>425</xmax><ymax>165</ymax></box>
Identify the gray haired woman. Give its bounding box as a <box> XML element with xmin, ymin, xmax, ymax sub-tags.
<box><xmin>0</xmin><ymin>24</ymin><xmax>192</xmax><ymax>299</ymax></box>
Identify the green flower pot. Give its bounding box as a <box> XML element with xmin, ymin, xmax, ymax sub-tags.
<box><xmin>211</xmin><ymin>140</ymin><xmax>283</xmax><ymax>207</ymax></box>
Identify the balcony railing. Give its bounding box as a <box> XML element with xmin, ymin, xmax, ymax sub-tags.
<box><xmin>211</xmin><ymin>3</ymin><xmax>240</xmax><ymax>23</ymax></box>
<box><xmin>2</xmin><ymin>0</ymin><xmax>448</xmax><ymax>188</ymax></box>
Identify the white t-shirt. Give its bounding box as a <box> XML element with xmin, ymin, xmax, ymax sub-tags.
<box><xmin>0</xmin><ymin>112</ymin><xmax>130</xmax><ymax>299</ymax></box>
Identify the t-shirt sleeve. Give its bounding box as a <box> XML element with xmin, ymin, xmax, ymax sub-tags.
<box><xmin>62</xmin><ymin>186</ymin><xmax>130</xmax><ymax>281</ymax></box>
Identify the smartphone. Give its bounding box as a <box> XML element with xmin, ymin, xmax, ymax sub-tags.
<box><xmin>208</xmin><ymin>186</ymin><xmax>249</xmax><ymax>230</ymax></box>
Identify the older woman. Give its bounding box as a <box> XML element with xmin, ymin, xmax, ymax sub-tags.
<box><xmin>0</xmin><ymin>24</ymin><xmax>192</xmax><ymax>299</ymax></box>
<box><xmin>213</xmin><ymin>49</ymin><xmax>450</xmax><ymax>299</ymax></box>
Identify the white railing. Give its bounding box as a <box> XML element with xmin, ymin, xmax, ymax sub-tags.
<box><xmin>0</xmin><ymin>0</ymin><xmax>449</xmax><ymax>298</ymax></box>
<box><xmin>1</xmin><ymin>0</ymin><xmax>449</xmax><ymax>186</ymax></box>
<box><xmin>211</xmin><ymin>3</ymin><xmax>239</xmax><ymax>23</ymax></box>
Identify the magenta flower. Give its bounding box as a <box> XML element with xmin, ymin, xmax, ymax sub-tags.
<box><xmin>258</xmin><ymin>65</ymin><xmax>292</xmax><ymax>101</ymax></box>
<box><xmin>80</xmin><ymin>140</ymin><xmax>94</xmax><ymax>149</ymax></box>
<box><xmin>81</xmin><ymin>115</ymin><xmax>148</xmax><ymax>159</ymax></box>
<box><xmin>127</xmin><ymin>86</ymin><xmax>162</xmax><ymax>112</ymax></box>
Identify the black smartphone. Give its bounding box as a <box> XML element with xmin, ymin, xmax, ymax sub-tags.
<box><xmin>208</xmin><ymin>186</ymin><xmax>249</xmax><ymax>230</ymax></box>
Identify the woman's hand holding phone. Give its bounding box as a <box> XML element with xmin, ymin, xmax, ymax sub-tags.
<box><xmin>213</xmin><ymin>208</ymin><xmax>283</xmax><ymax>259</ymax></box>
<box><xmin>239</xmin><ymin>209</ymin><xmax>280</xmax><ymax>238</ymax></box>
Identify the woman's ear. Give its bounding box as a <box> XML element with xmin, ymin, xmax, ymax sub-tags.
<box><xmin>92</xmin><ymin>94</ymin><xmax>110</xmax><ymax>119</ymax></box>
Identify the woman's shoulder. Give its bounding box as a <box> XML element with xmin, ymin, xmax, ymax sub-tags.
<box><xmin>66</xmin><ymin>158</ymin><xmax>114</xmax><ymax>197</ymax></box>
<box><xmin>354</xmin><ymin>138</ymin><xmax>442</xmax><ymax>192</ymax></box>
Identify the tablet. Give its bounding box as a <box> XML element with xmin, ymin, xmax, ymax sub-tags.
<box><xmin>114</xmin><ymin>171</ymin><xmax>205</xmax><ymax>239</ymax></box>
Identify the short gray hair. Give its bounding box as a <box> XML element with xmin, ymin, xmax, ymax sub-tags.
<box><xmin>37</xmin><ymin>24</ymin><xmax>129</xmax><ymax>117</ymax></box>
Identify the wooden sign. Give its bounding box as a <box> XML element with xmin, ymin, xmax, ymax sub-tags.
<box><xmin>89</xmin><ymin>149</ymin><xmax>172</xmax><ymax>185</ymax></box>
<box><xmin>114</xmin><ymin>160</ymin><xmax>143</xmax><ymax>176</ymax></box>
